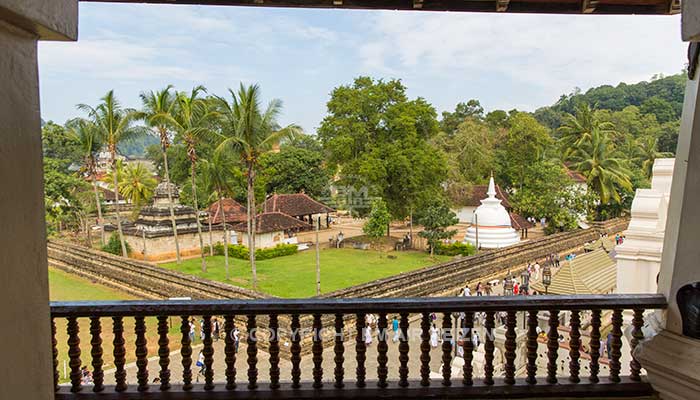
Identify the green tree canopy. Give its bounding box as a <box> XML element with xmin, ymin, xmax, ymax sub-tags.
<box><xmin>416</xmin><ymin>201</ymin><xmax>459</xmax><ymax>256</ymax></box>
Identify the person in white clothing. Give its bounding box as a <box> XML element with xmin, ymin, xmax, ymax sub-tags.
<box><xmin>364</xmin><ymin>325</ymin><xmax>372</xmax><ymax>346</ymax></box>
<box><xmin>463</xmin><ymin>286</ymin><xmax>471</xmax><ymax>297</ymax></box>
<box><xmin>430</xmin><ymin>323</ymin><xmax>439</xmax><ymax>348</ymax></box>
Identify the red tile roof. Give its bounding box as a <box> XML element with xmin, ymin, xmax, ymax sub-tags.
<box><xmin>232</xmin><ymin>212</ymin><xmax>312</xmax><ymax>234</ymax></box>
<box><xmin>99</xmin><ymin>187</ymin><xmax>119</xmax><ymax>201</ymax></box>
<box><xmin>461</xmin><ymin>184</ymin><xmax>511</xmax><ymax>208</ymax></box>
<box><xmin>262</xmin><ymin>193</ymin><xmax>335</xmax><ymax>217</ymax></box>
<box><xmin>509</xmin><ymin>212</ymin><xmax>534</xmax><ymax>230</ymax></box>
<box><xmin>207</xmin><ymin>198</ymin><xmax>247</xmax><ymax>225</ymax></box>
<box><xmin>564</xmin><ymin>164</ymin><xmax>587</xmax><ymax>183</ymax></box>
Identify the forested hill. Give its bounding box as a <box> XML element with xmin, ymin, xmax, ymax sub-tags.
<box><xmin>534</xmin><ymin>73</ymin><xmax>685</xmax><ymax>132</ymax></box>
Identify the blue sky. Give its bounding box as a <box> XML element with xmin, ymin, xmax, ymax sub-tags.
<box><xmin>39</xmin><ymin>3</ymin><xmax>686</xmax><ymax>134</ymax></box>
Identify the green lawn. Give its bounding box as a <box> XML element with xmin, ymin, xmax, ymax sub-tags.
<box><xmin>49</xmin><ymin>268</ymin><xmax>138</xmax><ymax>301</ymax></box>
<box><xmin>161</xmin><ymin>248</ymin><xmax>450</xmax><ymax>297</ymax></box>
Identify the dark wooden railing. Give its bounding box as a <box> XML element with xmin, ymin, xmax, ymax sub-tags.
<box><xmin>51</xmin><ymin>294</ymin><xmax>665</xmax><ymax>399</ymax></box>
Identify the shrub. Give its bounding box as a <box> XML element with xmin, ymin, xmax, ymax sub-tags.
<box><xmin>434</xmin><ymin>242</ymin><xmax>475</xmax><ymax>257</ymax></box>
<box><xmin>102</xmin><ymin>232</ymin><xmax>131</xmax><ymax>256</ymax></box>
<box><xmin>213</xmin><ymin>243</ymin><xmax>297</xmax><ymax>260</ymax></box>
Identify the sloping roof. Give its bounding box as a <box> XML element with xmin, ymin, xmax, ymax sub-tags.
<box><xmin>122</xmin><ymin>1</ymin><xmax>679</xmax><ymax>15</ymax></box>
<box><xmin>564</xmin><ymin>165</ymin><xmax>587</xmax><ymax>184</ymax></box>
<box><xmin>232</xmin><ymin>212</ymin><xmax>312</xmax><ymax>234</ymax></box>
<box><xmin>531</xmin><ymin>250</ymin><xmax>616</xmax><ymax>295</ymax></box>
<box><xmin>462</xmin><ymin>184</ymin><xmax>511</xmax><ymax>208</ymax></box>
<box><xmin>207</xmin><ymin>198</ymin><xmax>247</xmax><ymax>225</ymax></box>
<box><xmin>509</xmin><ymin>212</ymin><xmax>534</xmax><ymax>230</ymax></box>
<box><xmin>262</xmin><ymin>193</ymin><xmax>335</xmax><ymax>217</ymax></box>
<box><xmin>99</xmin><ymin>187</ymin><xmax>119</xmax><ymax>201</ymax></box>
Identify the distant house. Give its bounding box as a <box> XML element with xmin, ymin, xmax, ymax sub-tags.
<box><xmin>452</xmin><ymin>184</ymin><xmax>512</xmax><ymax>224</ymax></box>
<box><xmin>207</xmin><ymin>198</ymin><xmax>247</xmax><ymax>226</ymax></box>
<box><xmin>232</xmin><ymin>212</ymin><xmax>312</xmax><ymax>249</ymax></box>
<box><xmin>98</xmin><ymin>186</ymin><xmax>129</xmax><ymax>207</ymax></box>
<box><xmin>261</xmin><ymin>192</ymin><xmax>335</xmax><ymax>228</ymax></box>
<box><xmin>564</xmin><ymin>164</ymin><xmax>588</xmax><ymax>193</ymax></box>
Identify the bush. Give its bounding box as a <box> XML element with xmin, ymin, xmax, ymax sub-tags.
<box><xmin>102</xmin><ymin>232</ymin><xmax>131</xmax><ymax>256</ymax></box>
<box><xmin>213</xmin><ymin>243</ymin><xmax>297</xmax><ymax>260</ymax></box>
<box><xmin>434</xmin><ymin>242</ymin><xmax>475</xmax><ymax>257</ymax></box>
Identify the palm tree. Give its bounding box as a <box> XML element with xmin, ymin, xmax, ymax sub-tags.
<box><xmin>138</xmin><ymin>86</ymin><xmax>183</xmax><ymax>263</ymax></box>
<box><xmin>569</xmin><ymin>127</ymin><xmax>633</xmax><ymax>205</ymax></box>
<box><xmin>215</xmin><ymin>83</ymin><xmax>301</xmax><ymax>291</ymax></box>
<box><xmin>66</xmin><ymin>118</ymin><xmax>105</xmax><ymax>246</ymax></box>
<box><xmin>118</xmin><ymin>162</ymin><xmax>157</xmax><ymax>215</ymax></box>
<box><xmin>559</xmin><ymin>103</ymin><xmax>616</xmax><ymax>161</ymax></box>
<box><xmin>78</xmin><ymin>91</ymin><xmax>143</xmax><ymax>257</ymax></box>
<box><xmin>201</xmin><ymin>152</ymin><xmax>235</xmax><ymax>279</ymax></box>
<box><xmin>154</xmin><ymin>86</ymin><xmax>216</xmax><ymax>272</ymax></box>
<box><xmin>637</xmin><ymin>135</ymin><xmax>673</xmax><ymax>179</ymax></box>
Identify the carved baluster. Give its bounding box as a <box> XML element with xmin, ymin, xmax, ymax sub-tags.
<box><xmin>609</xmin><ymin>309</ymin><xmax>623</xmax><ymax>383</ymax></box>
<box><xmin>630</xmin><ymin>309</ymin><xmax>645</xmax><ymax>381</ymax></box>
<box><xmin>67</xmin><ymin>316</ymin><xmax>82</xmax><ymax>393</ymax></box>
<box><xmin>157</xmin><ymin>316</ymin><xmax>170</xmax><ymax>391</ymax></box>
<box><xmin>420</xmin><ymin>312</ymin><xmax>431</xmax><ymax>387</ymax></box>
<box><xmin>355</xmin><ymin>312</ymin><xmax>367</xmax><ymax>388</ymax></box>
<box><xmin>334</xmin><ymin>313</ymin><xmax>345</xmax><ymax>389</ymax></box>
<box><xmin>224</xmin><ymin>315</ymin><xmax>237</xmax><ymax>390</ymax></box>
<box><xmin>441</xmin><ymin>312</ymin><xmax>453</xmax><ymax>386</ymax></box>
<box><xmin>312</xmin><ymin>313</ymin><xmax>324</xmax><ymax>389</ymax></box>
<box><xmin>546</xmin><ymin>309</ymin><xmax>560</xmax><ymax>384</ymax></box>
<box><xmin>376</xmin><ymin>313</ymin><xmax>388</xmax><ymax>388</ymax></box>
<box><xmin>89</xmin><ymin>317</ymin><xmax>104</xmax><ymax>392</ymax></box>
<box><xmin>588</xmin><ymin>309</ymin><xmax>601</xmax><ymax>383</ymax></box>
<box><xmin>526</xmin><ymin>310</ymin><xmax>539</xmax><ymax>384</ymax></box>
<box><xmin>180</xmin><ymin>316</ymin><xmax>193</xmax><ymax>391</ymax></box>
<box><xmin>269</xmin><ymin>314</ymin><xmax>280</xmax><ymax>389</ymax></box>
<box><xmin>290</xmin><ymin>314</ymin><xmax>302</xmax><ymax>389</ymax></box>
<box><xmin>113</xmin><ymin>316</ymin><xmax>127</xmax><ymax>392</ymax></box>
<box><xmin>462</xmin><ymin>311</ymin><xmax>474</xmax><ymax>386</ymax></box>
<box><xmin>135</xmin><ymin>316</ymin><xmax>149</xmax><ymax>392</ymax></box>
<box><xmin>202</xmin><ymin>315</ymin><xmax>214</xmax><ymax>390</ymax></box>
<box><xmin>399</xmin><ymin>312</ymin><xmax>410</xmax><ymax>388</ymax></box>
<box><xmin>569</xmin><ymin>310</ymin><xmax>581</xmax><ymax>383</ymax></box>
<box><xmin>483</xmin><ymin>311</ymin><xmax>495</xmax><ymax>385</ymax></box>
<box><xmin>246</xmin><ymin>314</ymin><xmax>258</xmax><ymax>390</ymax></box>
<box><xmin>51</xmin><ymin>318</ymin><xmax>59</xmax><ymax>392</ymax></box>
<box><xmin>504</xmin><ymin>311</ymin><xmax>517</xmax><ymax>385</ymax></box>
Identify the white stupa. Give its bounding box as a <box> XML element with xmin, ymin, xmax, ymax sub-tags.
<box><xmin>464</xmin><ymin>176</ymin><xmax>520</xmax><ymax>249</ymax></box>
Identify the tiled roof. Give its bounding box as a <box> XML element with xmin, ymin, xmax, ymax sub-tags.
<box><xmin>207</xmin><ymin>198</ymin><xmax>247</xmax><ymax>225</ymax></box>
<box><xmin>564</xmin><ymin>164</ymin><xmax>587</xmax><ymax>183</ymax></box>
<box><xmin>509</xmin><ymin>212</ymin><xmax>534</xmax><ymax>230</ymax></box>
<box><xmin>232</xmin><ymin>212</ymin><xmax>312</xmax><ymax>234</ymax></box>
<box><xmin>262</xmin><ymin>193</ymin><xmax>335</xmax><ymax>217</ymax></box>
<box><xmin>461</xmin><ymin>184</ymin><xmax>511</xmax><ymax>208</ymax></box>
<box><xmin>530</xmin><ymin>249</ymin><xmax>616</xmax><ymax>295</ymax></box>
<box><xmin>99</xmin><ymin>187</ymin><xmax>119</xmax><ymax>201</ymax></box>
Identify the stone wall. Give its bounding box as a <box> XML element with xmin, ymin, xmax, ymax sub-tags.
<box><xmin>124</xmin><ymin>231</ymin><xmax>216</xmax><ymax>262</ymax></box>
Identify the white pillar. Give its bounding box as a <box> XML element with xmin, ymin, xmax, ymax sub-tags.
<box><xmin>0</xmin><ymin>2</ymin><xmax>77</xmax><ymax>399</ymax></box>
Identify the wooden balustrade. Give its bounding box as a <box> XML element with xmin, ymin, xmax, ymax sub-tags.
<box><xmin>51</xmin><ymin>294</ymin><xmax>665</xmax><ymax>399</ymax></box>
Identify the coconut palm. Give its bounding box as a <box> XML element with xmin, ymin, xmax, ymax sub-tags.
<box><xmin>215</xmin><ymin>83</ymin><xmax>301</xmax><ymax>291</ymax></box>
<box><xmin>138</xmin><ymin>85</ymin><xmax>182</xmax><ymax>263</ymax></box>
<box><xmin>569</xmin><ymin>127</ymin><xmax>633</xmax><ymax>205</ymax></box>
<box><xmin>200</xmin><ymin>152</ymin><xmax>235</xmax><ymax>279</ymax></box>
<box><xmin>66</xmin><ymin>118</ymin><xmax>105</xmax><ymax>246</ymax></box>
<box><xmin>78</xmin><ymin>91</ymin><xmax>144</xmax><ymax>257</ymax></box>
<box><xmin>559</xmin><ymin>103</ymin><xmax>616</xmax><ymax>161</ymax></box>
<box><xmin>637</xmin><ymin>135</ymin><xmax>673</xmax><ymax>179</ymax></box>
<box><xmin>118</xmin><ymin>162</ymin><xmax>157</xmax><ymax>215</ymax></box>
<box><xmin>153</xmin><ymin>86</ymin><xmax>216</xmax><ymax>272</ymax></box>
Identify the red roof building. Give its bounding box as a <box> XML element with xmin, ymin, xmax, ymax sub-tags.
<box><xmin>207</xmin><ymin>198</ymin><xmax>247</xmax><ymax>225</ymax></box>
<box><xmin>262</xmin><ymin>193</ymin><xmax>335</xmax><ymax>217</ymax></box>
<box><xmin>462</xmin><ymin>184</ymin><xmax>511</xmax><ymax>209</ymax></box>
<box><xmin>232</xmin><ymin>212</ymin><xmax>312</xmax><ymax>234</ymax></box>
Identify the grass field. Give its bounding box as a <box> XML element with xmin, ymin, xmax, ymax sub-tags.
<box><xmin>161</xmin><ymin>248</ymin><xmax>450</xmax><ymax>298</ymax></box>
<box><xmin>50</xmin><ymin>268</ymin><xmax>185</xmax><ymax>383</ymax></box>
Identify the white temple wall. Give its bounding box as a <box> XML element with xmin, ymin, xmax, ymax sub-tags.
<box><xmin>125</xmin><ymin>232</ymin><xmax>214</xmax><ymax>262</ymax></box>
<box><xmin>452</xmin><ymin>206</ymin><xmax>476</xmax><ymax>224</ymax></box>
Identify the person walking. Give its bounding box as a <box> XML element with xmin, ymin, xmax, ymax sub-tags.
<box><xmin>212</xmin><ymin>317</ymin><xmax>220</xmax><ymax>342</ymax></box>
<box><xmin>392</xmin><ymin>316</ymin><xmax>400</xmax><ymax>343</ymax></box>
<box><xmin>196</xmin><ymin>350</ymin><xmax>206</xmax><ymax>382</ymax></box>
<box><xmin>485</xmin><ymin>283</ymin><xmax>493</xmax><ymax>296</ymax></box>
<box><xmin>476</xmin><ymin>282</ymin><xmax>483</xmax><ymax>296</ymax></box>
<box><xmin>430</xmin><ymin>323</ymin><xmax>439</xmax><ymax>348</ymax></box>
<box><xmin>364</xmin><ymin>324</ymin><xmax>373</xmax><ymax>346</ymax></box>
<box><xmin>189</xmin><ymin>319</ymin><xmax>196</xmax><ymax>343</ymax></box>
<box><xmin>463</xmin><ymin>285</ymin><xmax>471</xmax><ymax>297</ymax></box>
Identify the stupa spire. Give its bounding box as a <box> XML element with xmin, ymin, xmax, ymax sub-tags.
<box><xmin>487</xmin><ymin>173</ymin><xmax>496</xmax><ymax>198</ymax></box>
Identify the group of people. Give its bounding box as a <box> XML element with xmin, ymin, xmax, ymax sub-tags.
<box><xmin>361</xmin><ymin>314</ymin><xmax>403</xmax><ymax>346</ymax></box>
<box><xmin>614</xmin><ymin>233</ymin><xmax>625</xmax><ymax>245</ymax></box>
<box><xmin>462</xmin><ymin>281</ymin><xmax>493</xmax><ymax>297</ymax></box>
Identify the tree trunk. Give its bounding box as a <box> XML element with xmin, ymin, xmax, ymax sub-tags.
<box><xmin>91</xmin><ymin>170</ymin><xmax>105</xmax><ymax>247</ymax></box>
<box><xmin>220</xmin><ymin>194</ymin><xmax>230</xmax><ymax>280</ymax></box>
<box><xmin>162</xmin><ymin>145</ymin><xmax>181</xmax><ymax>264</ymax></box>
<box><xmin>247</xmin><ymin>162</ymin><xmax>258</xmax><ymax>291</ymax></box>
<box><xmin>191</xmin><ymin>160</ymin><xmax>207</xmax><ymax>272</ymax></box>
<box><xmin>208</xmin><ymin>218</ymin><xmax>214</xmax><ymax>256</ymax></box>
<box><xmin>315</xmin><ymin>217</ymin><xmax>320</xmax><ymax>296</ymax></box>
<box><xmin>111</xmin><ymin>152</ymin><xmax>128</xmax><ymax>257</ymax></box>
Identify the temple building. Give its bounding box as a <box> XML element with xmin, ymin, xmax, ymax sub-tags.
<box><xmin>615</xmin><ymin>158</ymin><xmax>675</xmax><ymax>294</ymax></box>
<box><xmin>232</xmin><ymin>212</ymin><xmax>311</xmax><ymax>249</ymax></box>
<box><xmin>261</xmin><ymin>192</ymin><xmax>335</xmax><ymax>228</ymax></box>
<box><xmin>451</xmin><ymin>182</ymin><xmax>512</xmax><ymax>224</ymax></box>
<box><xmin>464</xmin><ymin>176</ymin><xmax>520</xmax><ymax>249</ymax></box>
<box><xmin>123</xmin><ymin>182</ymin><xmax>212</xmax><ymax>261</ymax></box>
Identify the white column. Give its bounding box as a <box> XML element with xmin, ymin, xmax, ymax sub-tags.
<box><xmin>0</xmin><ymin>2</ymin><xmax>77</xmax><ymax>399</ymax></box>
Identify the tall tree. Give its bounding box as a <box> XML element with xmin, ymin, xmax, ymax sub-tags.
<box><xmin>416</xmin><ymin>201</ymin><xmax>458</xmax><ymax>257</ymax></box>
<box><xmin>216</xmin><ymin>83</ymin><xmax>301</xmax><ymax>291</ymax></box>
<box><xmin>117</xmin><ymin>162</ymin><xmax>157</xmax><ymax>216</ymax></box>
<box><xmin>138</xmin><ymin>85</ymin><xmax>183</xmax><ymax>263</ymax></box>
<box><xmin>558</xmin><ymin>103</ymin><xmax>616</xmax><ymax>161</ymax></box>
<box><xmin>78</xmin><ymin>91</ymin><xmax>143</xmax><ymax>257</ymax></box>
<box><xmin>637</xmin><ymin>135</ymin><xmax>673</xmax><ymax>179</ymax></box>
<box><xmin>66</xmin><ymin>118</ymin><xmax>105</xmax><ymax>245</ymax></box>
<box><xmin>200</xmin><ymin>152</ymin><xmax>235</xmax><ymax>280</ymax></box>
